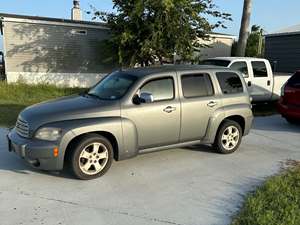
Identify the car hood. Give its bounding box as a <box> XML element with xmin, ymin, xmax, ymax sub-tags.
<box><xmin>19</xmin><ymin>95</ymin><xmax>120</xmax><ymax>132</ymax></box>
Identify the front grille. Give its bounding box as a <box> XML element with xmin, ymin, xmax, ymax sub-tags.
<box><xmin>16</xmin><ymin>117</ymin><xmax>30</xmax><ymax>138</ymax></box>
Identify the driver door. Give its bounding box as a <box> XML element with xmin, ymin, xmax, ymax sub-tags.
<box><xmin>121</xmin><ymin>75</ymin><xmax>181</xmax><ymax>149</ymax></box>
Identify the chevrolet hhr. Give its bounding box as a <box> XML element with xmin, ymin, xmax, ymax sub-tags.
<box><xmin>7</xmin><ymin>65</ymin><xmax>253</xmax><ymax>180</ymax></box>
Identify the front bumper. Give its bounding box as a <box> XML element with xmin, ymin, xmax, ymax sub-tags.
<box><xmin>7</xmin><ymin>128</ymin><xmax>62</xmax><ymax>171</ymax></box>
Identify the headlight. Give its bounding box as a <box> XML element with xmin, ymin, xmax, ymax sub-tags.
<box><xmin>35</xmin><ymin>127</ymin><xmax>62</xmax><ymax>141</ymax></box>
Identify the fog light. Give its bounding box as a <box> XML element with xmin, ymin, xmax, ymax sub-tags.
<box><xmin>53</xmin><ymin>148</ymin><xmax>59</xmax><ymax>157</ymax></box>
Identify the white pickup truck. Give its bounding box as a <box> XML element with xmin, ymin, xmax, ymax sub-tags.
<box><xmin>202</xmin><ymin>57</ymin><xmax>292</xmax><ymax>102</ymax></box>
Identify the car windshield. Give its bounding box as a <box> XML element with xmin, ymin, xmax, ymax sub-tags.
<box><xmin>200</xmin><ymin>59</ymin><xmax>230</xmax><ymax>67</ymax></box>
<box><xmin>88</xmin><ymin>71</ymin><xmax>138</xmax><ymax>100</ymax></box>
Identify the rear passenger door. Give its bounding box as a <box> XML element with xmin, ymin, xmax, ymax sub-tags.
<box><xmin>179</xmin><ymin>73</ymin><xmax>221</xmax><ymax>142</ymax></box>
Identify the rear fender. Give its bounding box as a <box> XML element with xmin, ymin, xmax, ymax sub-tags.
<box><xmin>202</xmin><ymin>104</ymin><xmax>252</xmax><ymax>144</ymax></box>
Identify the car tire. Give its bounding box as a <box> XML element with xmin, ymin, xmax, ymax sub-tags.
<box><xmin>214</xmin><ymin>120</ymin><xmax>242</xmax><ymax>154</ymax></box>
<box><xmin>70</xmin><ymin>134</ymin><xmax>113</xmax><ymax>180</ymax></box>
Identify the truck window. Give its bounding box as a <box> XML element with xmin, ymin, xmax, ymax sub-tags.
<box><xmin>230</xmin><ymin>61</ymin><xmax>249</xmax><ymax>77</ymax></box>
<box><xmin>201</xmin><ymin>59</ymin><xmax>230</xmax><ymax>67</ymax></box>
<box><xmin>140</xmin><ymin>77</ymin><xmax>174</xmax><ymax>101</ymax></box>
<box><xmin>251</xmin><ymin>61</ymin><xmax>268</xmax><ymax>77</ymax></box>
<box><xmin>181</xmin><ymin>74</ymin><xmax>214</xmax><ymax>98</ymax></box>
<box><xmin>216</xmin><ymin>72</ymin><xmax>244</xmax><ymax>94</ymax></box>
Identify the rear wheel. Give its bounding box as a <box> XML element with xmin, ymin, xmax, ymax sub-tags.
<box><xmin>70</xmin><ymin>134</ymin><xmax>113</xmax><ymax>180</ymax></box>
<box><xmin>214</xmin><ymin>120</ymin><xmax>242</xmax><ymax>154</ymax></box>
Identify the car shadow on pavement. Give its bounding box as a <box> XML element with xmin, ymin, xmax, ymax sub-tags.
<box><xmin>253</xmin><ymin>115</ymin><xmax>300</xmax><ymax>133</ymax></box>
<box><xmin>0</xmin><ymin>149</ymin><xmax>75</xmax><ymax>179</ymax></box>
<box><xmin>183</xmin><ymin>144</ymin><xmax>216</xmax><ymax>153</ymax></box>
<box><xmin>0</xmin><ymin>130</ymin><xmax>75</xmax><ymax>180</ymax></box>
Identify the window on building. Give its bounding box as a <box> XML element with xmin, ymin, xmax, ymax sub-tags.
<box><xmin>71</xmin><ymin>29</ymin><xmax>88</xmax><ymax>35</ymax></box>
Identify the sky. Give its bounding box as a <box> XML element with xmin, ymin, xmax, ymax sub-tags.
<box><xmin>0</xmin><ymin>0</ymin><xmax>300</xmax><ymax>50</ymax></box>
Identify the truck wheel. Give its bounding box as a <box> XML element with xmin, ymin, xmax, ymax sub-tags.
<box><xmin>70</xmin><ymin>134</ymin><xmax>113</xmax><ymax>180</ymax></box>
<box><xmin>214</xmin><ymin>120</ymin><xmax>242</xmax><ymax>154</ymax></box>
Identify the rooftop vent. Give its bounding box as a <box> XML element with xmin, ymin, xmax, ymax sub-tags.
<box><xmin>72</xmin><ymin>0</ymin><xmax>82</xmax><ymax>21</ymax></box>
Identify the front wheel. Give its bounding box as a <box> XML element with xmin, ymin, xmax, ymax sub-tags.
<box><xmin>70</xmin><ymin>134</ymin><xmax>113</xmax><ymax>180</ymax></box>
<box><xmin>214</xmin><ymin>120</ymin><xmax>242</xmax><ymax>154</ymax></box>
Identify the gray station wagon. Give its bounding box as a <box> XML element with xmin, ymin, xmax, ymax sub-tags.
<box><xmin>7</xmin><ymin>65</ymin><xmax>253</xmax><ymax>180</ymax></box>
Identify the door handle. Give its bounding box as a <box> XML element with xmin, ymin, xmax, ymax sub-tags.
<box><xmin>267</xmin><ymin>80</ymin><xmax>271</xmax><ymax>86</ymax></box>
<box><xmin>163</xmin><ymin>106</ymin><xmax>176</xmax><ymax>113</ymax></box>
<box><xmin>207</xmin><ymin>101</ymin><xmax>217</xmax><ymax>108</ymax></box>
<box><xmin>247</xmin><ymin>81</ymin><xmax>252</xmax><ymax>87</ymax></box>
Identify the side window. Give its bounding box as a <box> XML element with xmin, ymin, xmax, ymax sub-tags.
<box><xmin>216</xmin><ymin>72</ymin><xmax>244</xmax><ymax>94</ymax></box>
<box><xmin>181</xmin><ymin>74</ymin><xmax>214</xmax><ymax>98</ymax></box>
<box><xmin>140</xmin><ymin>77</ymin><xmax>174</xmax><ymax>101</ymax></box>
<box><xmin>230</xmin><ymin>61</ymin><xmax>249</xmax><ymax>77</ymax></box>
<box><xmin>251</xmin><ymin>61</ymin><xmax>268</xmax><ymax>77</ymax></box>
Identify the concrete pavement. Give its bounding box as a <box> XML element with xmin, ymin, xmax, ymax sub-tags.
<box><xmin>0</xmin><ymin>115</ymin><xmax>300</xmax><ymax>225</ymax></box>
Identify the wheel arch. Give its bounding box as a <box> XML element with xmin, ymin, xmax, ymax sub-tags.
<box><xmin>202</xmin><ymin>110</ymin><xmax>250</xmax><ymax>144</ymax></box>
<box><xmin>220</xmin><ymin>115</ymin><xmax>245</xmax><ymax>135</ymax></box>
<box><xmin>64</xmin><ymin>131</ymin><xmax>120</xmax><ymax>165</ymax></box>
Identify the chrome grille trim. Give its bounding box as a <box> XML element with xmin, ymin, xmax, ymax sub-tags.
<box><xmin>15</xmin><ymin>117</ymin><xmax>30</xmax><ymax>138</ymax></box>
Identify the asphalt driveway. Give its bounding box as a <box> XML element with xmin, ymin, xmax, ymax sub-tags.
<box><xmin>0</xmin><ymin>115</ymin><xmax>300</xmax><ymax>225</ymax></box>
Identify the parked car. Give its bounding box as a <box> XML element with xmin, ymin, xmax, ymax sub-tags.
<box><xmin>7</xmin><ymin>65</ymin><xmax>253</xmax><ymax>180</ymax></box>
<box><xmin>201</xmin><ymin>57</ymin><xmax>292</xmax><ymax>102</ymax></box>
<box><xmin>277</xmin><ymin>71</ymin><xmax>300</xmax><ymax>124</ymax></box>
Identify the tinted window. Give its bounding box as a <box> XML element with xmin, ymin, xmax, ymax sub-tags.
<box><xmin>181</xmin><ymin>74</ymin><xmax>214</xmax><ymax>98</ymax></box>
<box><xmin>287</xmin><ymin>72</ymin><xmax>300</xmax><ymax>88</ymax></box>
<box><xmin>201</xmin><ymin>60</ymin><xmax>230</xmax><ymax>67</ymax></box>
<box><xmin>88</xmin><ymin>72</ymin><xmax>137</xmax><ymax>100</ymax></box>
<box><xmin>230</xmin><ymin>61</ymin><xmax>248</xmax><ymax>77</ymax></box>
<box><xmin>252</xmin><ymin>61</ymin><xmax>268</xmax><ymax>77</ymax></box>
<box><xmin>141</xmin><ymin>78</ymin><xmax>174</xmax><ymax>101</ymax></box>
<box><xmin>216</xmin><ymin>72</ymin><xmax>244</xmax><ymax>94</ymax></box>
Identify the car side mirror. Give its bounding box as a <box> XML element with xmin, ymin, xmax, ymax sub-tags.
<box><xmin>140</xmin><ymin>92</ymin><xmax>154</xmax><ymax>104</ymax></box>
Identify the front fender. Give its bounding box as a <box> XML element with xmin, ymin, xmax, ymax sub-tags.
<box><xmin>41</xmin><ymin>117</ymin><xmax>134</xmax><ymax>170</ymax></box>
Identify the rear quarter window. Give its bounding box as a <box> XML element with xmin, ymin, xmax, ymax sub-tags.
<box><xmin>216</xmin><ymin>72</ymin><xmax>244</xmax><ymax>94</ymax></box>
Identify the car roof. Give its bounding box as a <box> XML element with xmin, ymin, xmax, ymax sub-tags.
<box><xmin>207</xmin><ymin>57</ymin><xmax>267</xmax><ymax>61</ymax></box>
<box><xmin>120</xmin><ymin>65</ymin><xmax>232</xmax><ymax>77</ymax></box>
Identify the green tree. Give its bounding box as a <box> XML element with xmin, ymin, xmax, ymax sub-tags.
<box><xmin>245</xmin><ymin>25</ymin><xmax>264</xmax><ymax>57</ymax></box>
<box><xmin>91</xmin><ymin>0</ymin><xmax>231</xmax><ymax>67</ymax></box>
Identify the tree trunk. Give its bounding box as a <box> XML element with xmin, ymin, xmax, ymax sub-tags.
<box><xmin>236</xmin><ymin>0</ymin><xmax>252</xmax><ymax>57</ymax></box>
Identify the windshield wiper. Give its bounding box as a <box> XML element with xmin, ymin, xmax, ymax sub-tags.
<box><xmin>79</xmin><ymin>91</ymin><xmax>102</xmax><ymax>100</ymax></box>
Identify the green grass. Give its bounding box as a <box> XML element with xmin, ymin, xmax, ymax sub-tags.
<box><xmin>0</xmin><ymin>82</ymin><xmax>83</xmax><ymax>127</ymax></box>
<box><xmin>231</xmin><ymin>163</ymin><xmax>300</xmax><ymax>225</ymax></box>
